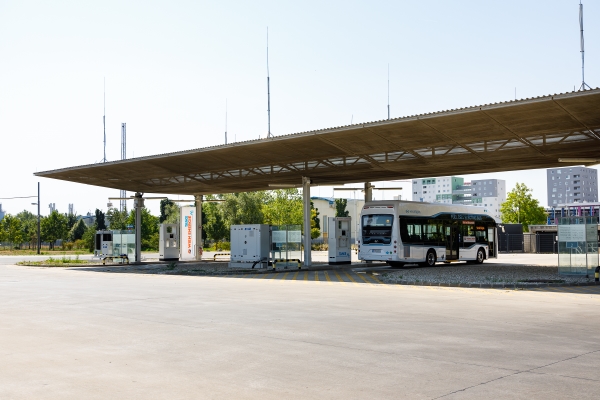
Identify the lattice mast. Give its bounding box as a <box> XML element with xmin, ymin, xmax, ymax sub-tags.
<box><xmin>120</xmin><ymin>123</ymin><xmax>127</xmax><ymax>212</ymax></box>
<box><xmin>579</xmin><ymin>1</ymin><xmax>591</xmax><ymax>91</ymax></box>
<box><xmin>387</xmin><ymin>64</ymin><xmax>390</xmax><ymax>120</ymax></box>
<box><xmin>267</xmin><ymin>27</ymin><xmax>272</xmax><ymax>138</ymax></box>
<box><xmin>102</xmin><ymin>78</ymin><xmax>107</xmax><ymax>162</ymax></box>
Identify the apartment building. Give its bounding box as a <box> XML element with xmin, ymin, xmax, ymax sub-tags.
<box><xmin>547</xmin><ymin>167</ymin><xmax>598</xmax><ymax>206</ymax></box>
<box><xmin>412</xmin><ymin>176</ymin><xmax>506</xmax><ymax>220</ymax></box>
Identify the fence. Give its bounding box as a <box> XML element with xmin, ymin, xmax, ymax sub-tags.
<box><xmin>498</xmin><ymin>233</ymin><xmax>561</xmax><ymax>254</ymax></box>
<box><xmin>0</xmin><ymin>241</ymin><xmax>73</xmax><ymax>251</ymax></box>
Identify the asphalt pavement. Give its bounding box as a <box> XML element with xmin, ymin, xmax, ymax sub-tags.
<box><xmin>1</xmin><ymin>257</ymin><xmax>599</xmax><ymax>399</ymax></box>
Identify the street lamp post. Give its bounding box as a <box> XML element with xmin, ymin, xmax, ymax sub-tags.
<box><xmin>37</xmin><ymin>183</ymin><xmax>40</xmax><ymax>254</ymax></box>
<box><xmin>31</xmin><ymin>183</ymin><xmax>41</xmax><ymax>254</ymax></box>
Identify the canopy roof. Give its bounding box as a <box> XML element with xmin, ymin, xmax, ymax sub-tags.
<box><xmin>36</xmin><ymin>89</ymin><xmax>600</xmax><ymax>195</ymax></box>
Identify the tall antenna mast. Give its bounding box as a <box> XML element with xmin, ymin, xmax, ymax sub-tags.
<box><xmin>387</xmin><ymin>64</ymin><xmax>390</xmax><ymax>120</ymax></box>
<box><xmin>225</xmin><ymin>99</ymin><xmax>228</xmax><ymax>144</ymax></box>
<box><xmin>267</xmin><ymin>27</ymin><xmax>272</xmax><ymax>138</ymax></box>
<box><xmin>102</xmin><ymin>78</ymin><xmax>107</xmax><ymax>162</ymax></box>
<box><xmin>579</xmin><ymin>1</ymin><xmax>591</xmax><ymax>91</ymax></box>
<box><xmin>120</xmin><ymin>123</ymin><xmax>127</xmax><ymax>212</ymax></box>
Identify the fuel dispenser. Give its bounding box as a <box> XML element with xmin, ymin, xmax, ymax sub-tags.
<box><xmin>328</xmin><ymin>217</ymin><xmax>352</xmax><ymax>264</ymax></box>
<box><xmin>159</xmin><ymin>223</ymin><xmax>180</xmax><ymax>261</ymax></box>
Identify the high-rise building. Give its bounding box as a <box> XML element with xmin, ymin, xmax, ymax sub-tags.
<box><xmin>411</xmin><ymin>176</ymin><xmax>506</xmax><ymax>220</ymax></box>
<box><xmin>547</xmin><ymin>167</ymin><xmax>598</xmax><ymax>206</ymax></box>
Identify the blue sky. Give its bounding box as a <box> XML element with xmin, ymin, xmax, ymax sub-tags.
<box><xmin>1</xmin><ymin>0</ymin><xmax>598</xmax><ymax>216</ymax></box>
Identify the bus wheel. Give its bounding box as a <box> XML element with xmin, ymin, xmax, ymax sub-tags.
<box><xmin>475</xmin><ymin>248</ymin><xmax>485</xmax><ymax>264</ymax></box>
<box><xmin>421</xmin><ymin>250</ymin><xmax>436</xmax><ymax>267</ymax></box>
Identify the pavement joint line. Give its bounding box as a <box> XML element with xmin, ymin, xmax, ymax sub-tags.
<box><xmin>367</xmin><ymin>273</ymin><xmax>386</xmax><ymax>285</ymax></box>
<box><xmin>355</xmin><ymin>272</ymin><xmax>374</xmax><ymax>285</ymax></box>
<box><xmin>332</xmin><ymin>270</ymin><xmax>347</xmax><ymax>286</ymax></box>
<box><xmin>343</xmin><ymin>271</ymin><xmax>360</xmax><ymax>286</ymax></box>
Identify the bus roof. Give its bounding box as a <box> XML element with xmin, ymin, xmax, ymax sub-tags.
<box><xmin>363</xmin><ymin>200</ymin><xmax>495</xmax><ymax>219</ymax></box>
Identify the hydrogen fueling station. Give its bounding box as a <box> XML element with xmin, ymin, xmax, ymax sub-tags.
<box><xmin>34</xmin><ymin>88</ymin><xmax>600</xmax><ymax>270</ymax></box>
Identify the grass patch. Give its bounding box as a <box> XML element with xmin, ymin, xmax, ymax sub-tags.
<box><xmin>17</xmin><ymin>254</ymin><xmax>90</xmax><ymax>267</ymax></box>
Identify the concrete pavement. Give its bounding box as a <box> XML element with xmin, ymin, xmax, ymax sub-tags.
<box><xmin>1</xmin><ymin>262</ymin><xmax>599</xmax><ymax>399</ymax></box>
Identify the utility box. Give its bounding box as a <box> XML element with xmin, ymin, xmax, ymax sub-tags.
<box><xmin>328</xmin><ymin>217</ymin><xmax>351</xmax><ymax>264</ymax></box>
<box><xmin>159</xmin><ymin>224</ymin><xmax>180</xmax><ymax>261</ymax></box>
<box><xmin>94</xmin><ymin>230</ymin><xmax>113</xmax><ymax>257</ymax></box>
<box><xmin>230</xmin><ymin>224</ymin><xmax>270</xmax><ymax>267</ymax></box>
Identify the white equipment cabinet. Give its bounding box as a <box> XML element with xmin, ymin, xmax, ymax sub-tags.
<box><xmin>230</xmin><ymin>224</ymin><xmax>270</xmax><ymax>268</ymax></box>
<box><xmin>94</xmin><ymin>230</ymin><xmax>113</xmax><ymax>257</ymax></box>
<box><xmin>328</xmin><ymin>217</ymin><xmax>352</xmax><ymax>264</ymax></box>
<box><xmin>159</xmin><ymin>224</ymin><xmax>180</xmax><ymax>261</ymax></box>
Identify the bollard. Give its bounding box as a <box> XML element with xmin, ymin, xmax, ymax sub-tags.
<box><xmin>595</xmin><ymin>266</ymin><xmax>599</xmax><ymax>282</ymax></box>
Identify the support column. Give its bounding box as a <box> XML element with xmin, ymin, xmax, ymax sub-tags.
<box><xmin>195</xmin><ymin>194</ymin><xmax>203</xmax><ymax>260</ymax></box>
<box><xmin>302</xmin><ymin>177</ymin><xmax>311</xmax><ymax>267</ymax></box>
<box><xmin>364</xmin><ymin>182</ymin><xmax>373</xmax><ymax>202</ymax></box>
<box><xmin>133</xmin><ymin>192</ymin><xmax>144</xmax><ymax>263</ymax></box>
<box><xmin>37</xmin><ymin>182</ymin><xmax>40</xmax><ymax>255</ymax></box>
<box><xmin>363</xmin><ymin>183</ymin><xmax>373</xmax><ymax>264</ymax></box>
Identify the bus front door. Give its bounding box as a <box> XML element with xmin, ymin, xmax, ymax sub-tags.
<box><xmin>488</xmin><ymin>227</ymin><xmax>497</xmax><ymax>258</ymax></box>
<box><xmin>446</xmin><ymin>224</ymin><xmax>459</xmax><ymax>260</ymax></box>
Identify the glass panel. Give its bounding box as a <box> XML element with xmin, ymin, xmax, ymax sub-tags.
<box><xmin>362</xmin><ymin>214</ymin><xmax>393</xmax><ymax>244</ymax></box>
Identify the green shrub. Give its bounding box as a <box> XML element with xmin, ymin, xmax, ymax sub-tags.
<box><xmin>215</xmin><ymin>241</ymin><xmax>230</xmax><ymax>251</ymax></box>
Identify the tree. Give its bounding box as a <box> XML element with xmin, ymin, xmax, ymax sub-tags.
<box><xmin>1</xmin><ymin>215</ymin><xmax>25</xmax><ymax>248</ymax></box>
<box><xmin>500</xmin><ymin>183</ymin><xmax>547</xmax><ymax>232</ymax></box>
<box><xmin>106</xmin><ymin>208</ymin><xmax>128</xmax><ymax>230</ymax></box>
<box><xmin>163</xmin><ymin>202</ymin><xmax>180</xmax><ymax>224</ymax></box>
<box><xmin>204</xmin><ymin>201</ymin><xmax>228</xmax><ymax>242</ymax></box>
<box><xmin>66</xmin><ymin>212</ymin><xmax>78</xmax><ymax>232</ymax></box>
<box><xmin>95</xmin><ymin>209</ymin><xmax>107</xmax><ymax>230</ymax></box>
<box><xmin>335</xmin><ymin>198</ymin><xmax>350</xmax><ymax>217</ymax></box>
<box><xmin>126</xmin><ymin>208</ymin><xmax>159</xmax><ymax>250</ymax></box>
<box><xmin>221</xmin><ymin>191</ymin><xmax>266</xmax><ymax>226</ymax></box>
<box><xmin>81</xmin><ymin>225</ymin><xmax>95</xmax><ymax>252</ymax></box>
<box><xmin>41</xmin><ymin>210</ymin><xmax>69</xmax><ymax>249</ymax></box>
<box><xmin>311</xmin><ymin>201</ymin><xmax>320</xmax><ymax>230</ymax></box>
<box><xmin>263</xmin><ymin>189</ymin><xmax>303</xmax><ymax>226</ymax></box>
<box><xmin>69</xmin><ymin>219</ymin><xmax>87</xmax><ymax>242</ymax></box>
<box><xmin>310</xmin><ymin>207</ymin><xmax>320</xmax><ymax>239</ymax></box>
<box><xmin>16</xmin><ymin>210</ymin><xmax>37</xmax><ymax>248</ymax></box>
<box><xmin>159</xmin><ymin>199</ymin><xmax>175</xmax><ymax>223</ymax></box>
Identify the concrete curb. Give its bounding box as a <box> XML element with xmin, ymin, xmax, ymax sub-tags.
<box><xmin>386</xmin><ymin>280</ymin><xmax>600</xmax><ymax>288</ymax></box>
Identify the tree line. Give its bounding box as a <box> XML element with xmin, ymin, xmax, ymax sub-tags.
<box><xmin>0</xmin><ymin>182</ymin><xmax>548</xmax><ymax>251</ymax></box>
<box><xmin>0</xmin><ymin>189</ymin><xmax>347</xmax><ymax>251</ymax></box>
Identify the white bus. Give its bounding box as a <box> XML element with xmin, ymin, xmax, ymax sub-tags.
<box><xmin>358</xmin><ymin>201</ymin><xmax>498</xmax><ymax>267</ymax></box>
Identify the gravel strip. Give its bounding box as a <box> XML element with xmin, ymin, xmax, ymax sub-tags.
<box><xmin>380</xmin><ymin>263</ymin><xmax>596</xmax><ymax>286</ymax></box>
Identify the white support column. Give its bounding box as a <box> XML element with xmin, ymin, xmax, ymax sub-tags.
<box><xmin>133</xmin><ymin>192</ymin><xmax>144</xmax><ymax>263</ymax></box>
<box><xmin>195</xmin><ymin>194</ymin><xmax>203</xmax><ymax>260</ymax></box>
<box><xmin>364</xmin><ymin>182</ymin><xmax>373</xmax><ymax>202</ymax></box>
<box><xmin>363</xmin><ymin>183</ymin><xmax>373</xmax><ymax>264</ymax></box>
<box><xmin>302</xmin><ymin>177</ymin><xmax>311</xmax><ymax>267</ymax></box>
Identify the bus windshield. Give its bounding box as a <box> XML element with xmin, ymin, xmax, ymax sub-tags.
<box><xmin>362</xmin><ymin>214</ymin><xmax>393</xmax><ymax>244</ymax></box>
